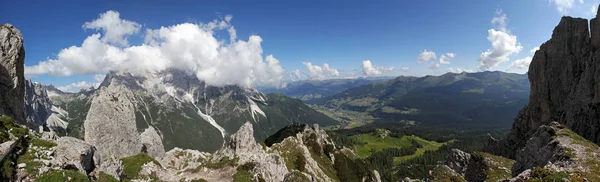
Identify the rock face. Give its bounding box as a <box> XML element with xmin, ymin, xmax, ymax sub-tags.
<box><xmin>52</xmin><ymin>137</ymin><xmax>97</xmax><ymax>175</ymax></box>
<box><xmin>0</xmin><ymin>24</ymin><xmax>25</xmax><ymax>123</ymax></box>
<box><xmin>24</xmin><ymin>80</ymin><xmax>53</xmax><ymax>127</ymax></box>
<box><xmin>491</xmin><ymin>12</ymin><xmax>600</xmax><ymax>158</ymax></box>
<box><xmin>84</xmin><ymin>80</ymin><xmax>142</xmax><ymax>159</ymax></box>
<box><xmin>24</xmin><ymin>79</ymin><xmax>69</xmax><ymax>134</ymax></box>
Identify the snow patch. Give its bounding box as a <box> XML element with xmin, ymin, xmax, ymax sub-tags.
<box><xmin>164</xmin><ymin>85</ymin><xmax>195</xmax><ymax>103</ymax></box>
<box><xmin>46</xmin><ymin>106</ymin><xmax>69</xmax><ymax>132</ymax></box>
<box><xmin>194</xmin><ymin>104</ymin><xmax>227</xmax><ymax>139</ymax></box>
<box><xmin>248</xmin><ymin>98</ymin><xmax>266</xmax><ymax>123</ymax></box>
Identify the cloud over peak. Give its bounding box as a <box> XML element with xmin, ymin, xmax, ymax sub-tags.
<box><xmin>25</xmin><ymin>10</ymin><xmax>286</xmax><ymax>88</ymax></box>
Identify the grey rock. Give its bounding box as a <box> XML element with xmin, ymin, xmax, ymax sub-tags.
<box><xmin>97</xmin><ymin>156</ymin><xmax>123</xmax><ymax>181</ymax></box>
<box><xmin>490</xmin><ymin>9</ymin><xmax>600</xmax><ymax>158</ymax></box>
<box><xmin>24</xmin><ymin>80</ymin><xmax>52</xmax><ymax>127</ymax></box>
<box><xmin>24</xmin><ymin>79</ymin><xmax>69</xmax><ymax>134</ymax></box>
<box><xmin>213</xmin><ymin>121</ymin><xmax>289</xmax><ymax>182</ymax></box>
<box><xmin>52</xmin><ymin>137</ymin><xmax>97</xmax><ymax>174</ymax></box>
<box><xmin>84</xmin><ymin>79</ymin><xmax>141</xmax><ymax>159</ymax></box>
<box><xmin>140</xmin><ymin>126</ymin><xmax>165</xmax><ymax>158</ymax></box>
<box><xmin>0</xmin><ymin>24</ymin><xmax>25</xmax><ymax>123</ymax></box>
<box><xmin>17</xmin><ymin>163</ymin><xmax>26</xmax><ymax>169</ymax></box>
<box><xmin>444</xmin><ymin>149</ymin><xmax>472</xmax><ymax>176</ymax></box>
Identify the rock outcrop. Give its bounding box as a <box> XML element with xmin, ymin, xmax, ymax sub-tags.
<box><xmin>512</xmin><ymin>122</ymin><xmax>600</xmax><ymax>178</ymax></box>
<box><xmin>213</xmin><ymin>122</ymin><xmax>289</xmax><ymax>182</ymax></box>
<box><xmin>433</xmin><ymin>149</ymin><xmax>514</xmax><ymax>181</ymax></box>
<box><xmin>84</xmin><ymin>80</ymin><xmax>142</xmax><ymax>159</ymax></box>
<box><xmin>491</xmin><ymin>9</ymin><xmax>600</xmax><ymax>159</ymax></box>
<box><xmin>52</xmin><ymin>137</ymin><xmax>97</xmax><ymax>175</ymax></box>
<box><xmin>140</xmin><ymin>126</ymin><xmax>166</xmax><ymax>158</ymax></box>
<box><xmin>0</xmin><ymin>24</ymin><xmax>25</xmax><ymax>123</ymax></box>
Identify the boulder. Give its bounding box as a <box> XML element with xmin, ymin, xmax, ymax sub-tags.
<box><xmin>140</xmin><ymin>127</ymin><xmax>165</xmax><ymax>158</ymax></box>
<box><xmin>52</xmin><ymin>137</ymin><xmax>97</xmax><ymax>174</ymax></box>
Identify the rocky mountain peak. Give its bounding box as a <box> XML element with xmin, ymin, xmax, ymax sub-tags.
<box><xmin>0</xmin><ymin>24</ymin><xmax>25</xmax><ymax>123</ymax></box>
<box><xmin>490</xmin><ymin>9</ymin><xmax>600</xmax><ymax>158</ymax></box>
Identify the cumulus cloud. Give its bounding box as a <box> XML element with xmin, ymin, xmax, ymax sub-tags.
<box><xmin>477</xmin><ymin>10</ymin><xmax>522</xmax><ymax>71</ymax></box>
<box><xmin>302</xmin><ymin>62</ymin><xmax>339</xmax><ymax>80</ymax></box>
<box><xmin>439</xmin><ymin>53</ymin><xmax>454</xmax><ymax>65</ymax></box>
<box><xmin>400</xmin><ymin>67</ymin><xmax>409</xmax><ymax>72</ymax></box>
<box><xmin>361</xmin><ymin>60</ymin><xmax>393</xmax><ymax>76</ymax></box>
<box><xmin>507</xmin><ymin>57</ymin><xmax>533</xmax><ymax>71</ymax></box>
<box><xmin>530</xmin><ymin>47</ymin><xmax>540</xmax><ymax>54</ymax></box>
<box><xmin>57</xmin><ymin>81</ymin><xmax>95</xmax><ymax>92</ymax></box>
<box><xmin>417</xmin><ymin>50</ymin><xmax>437</xmax><ymax>64</ymax></box>
<box><xmin>291</xmin><ymin>69</ymin><xmax>302</xmax><ymax>79</ymax></box>
<box><xmin>82</xmin><ymin>10</ymin><xmax>141</xmax><ymax>46</ymax></box>
<box><xmin>447</xmin><ymin>67</ymin><xmax>474</xmax><ymax>73</ymax></box>
<box><xmin>550</xmin><ymin>0</ymin><xmax>583</xmax><ymax>14</ymax></box>
<box><xmin>507</xmin><ymin>47</ymin><xmax>540</xmax><ymax>72</ymax></box>
<box><xmin>25</xmin><ymin>10</ymin><xmax>286</xmax><ymax>88</ymax></box>
<box><xmin>423</xmin><ymin>52</ymin><xmax>454</xmax><ymax>70</ymax></box>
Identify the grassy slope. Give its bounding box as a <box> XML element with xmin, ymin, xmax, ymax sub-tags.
<box><xmin>393</xmin><ymin>137</ymin><xmax>453</xmax><ymax>164</ymax></box>
<box><xmin>351</xmin><ymin>132</ymin><xmax>452</xmax><ymax>160</ymax></box>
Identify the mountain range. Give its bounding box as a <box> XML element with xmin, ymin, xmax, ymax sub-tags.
<box><xmin>2</xmin><ymin>6</ymin><xmax>600</xmax><ymax>181</ymax></box>
<box><xmin>307</xmin><ymin>71</ymin><xmax>530</xmax><ymax>129</ymax></box>
<box><xmin>260</xmin><ymin>77</ymin><xmax>390</xmax><ymax>101</ymax></box>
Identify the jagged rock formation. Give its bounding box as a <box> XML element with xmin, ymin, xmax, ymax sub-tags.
<box><xmin>0</xmin><ymin>24</ymin><xmax>25</xmax><ymax>123</ymax></box>
<box><xmin>24</xmin><ymin>79</ymin><xmax>68</xmax><ymax>134</ymax></box>
<box><xmin>491</xmin><ymin>11</ymin><xmax>600</xmax><ymax>158</ymax></box>
<box><xmin>212</xmin><ymin>122</ymin><xmax>289</xmax><ymax>182</ymax></box>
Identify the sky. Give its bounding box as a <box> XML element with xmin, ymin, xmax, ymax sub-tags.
<box><xmin>1</xmin><ymin>0</ymin><xmax>598</xmax><ymax>92</ymax></box>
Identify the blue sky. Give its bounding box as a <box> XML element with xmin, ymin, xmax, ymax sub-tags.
<box><xmin>1</xmin><ymin>0</ymin><xmax>598</xmax><ymax>91</ymax></box>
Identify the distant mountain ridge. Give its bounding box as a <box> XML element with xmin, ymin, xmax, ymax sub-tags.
<box><xmin>309</xmin><ymin>71</ymin><xmax>530</xmax><ymax>129</ymax></box>
<box><xmin>261</xmin><ymin>77</ymin><xmax>391</xmax><ymax>101</ymax></box>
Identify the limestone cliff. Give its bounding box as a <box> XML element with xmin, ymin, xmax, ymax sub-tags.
<box><xmin>0</xmin><ymin>24</ymin><xmax>25</xmax><ymax>123</ymax></box>
<box><xmin>490</xmin><ymin>10</ymin><xmax>600</xmax><ymax>159</ymax></box>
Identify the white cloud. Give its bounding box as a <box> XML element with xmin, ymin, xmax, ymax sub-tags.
<box><xmin>507</xmin><ymin>57</ymin><xmax>533</xmax><ymax>71</ymax></box>
<box><xmin>25</xmin><ymin>10</ymin><xmax>286</xmax><ymax>88</ymax></box>
<box><xmin>439</xmin><ymin>53</ymin><xmax>455</xmax><ymax>65</ymax></box>
<box><xmin>361</xmin><ymin>60</ymin><xmax>393</xmax><ymax>76</ymax></box>
<box><xmin>477</xmin><ymin>10</ymin><xmax>522</xmax><ymax>71</ymax></box>
<box><xmin>400</xmin><ymin>67</ymin><xmax>409</xmax><ymax>72</ymax></box>
<box><xmin>82</xmin><ymin>10</ymin><xmax>141</xmax><ymax>46</ymax></box>
<box><xmin>57</xmin><ymin>81</ymin><xmax>94</xmax><ymax>92</ymax></box>
<box><xmin>530</xmin><ymin>47</ymin><xmax>540</xmax><ymax>54</ymax></box>
<box><xmin>292</xmin><ymin>69</ymin><xmax>302</xmax><ymax>78</ymax></box>
<box><xmin>447</xmin><ymin>67</ymin><xmax>474</xmax><ymax>73</ymax></box>
<box><xmin>302</xmin><ymin>62</ymin><xmax>339</xmax><ymax>80</ymax></box>
<box><xmin>361</xmin><ymin>60</ymin><xmax>381</xmax><ymax>76</ymax></box>
<box><xmin>550</xmin><ymin>0</ymin><xmax>583</xmax><ymax>14</ymax></box>
<box><xmin>417</xmin><ymin>50</ymin><xmax>437</xmax><ymax>64</ymax></box>
<box><xmin>507</xmin><ymin>47</ymin><xmax>540</xmax><ymax>73</ymax></box>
